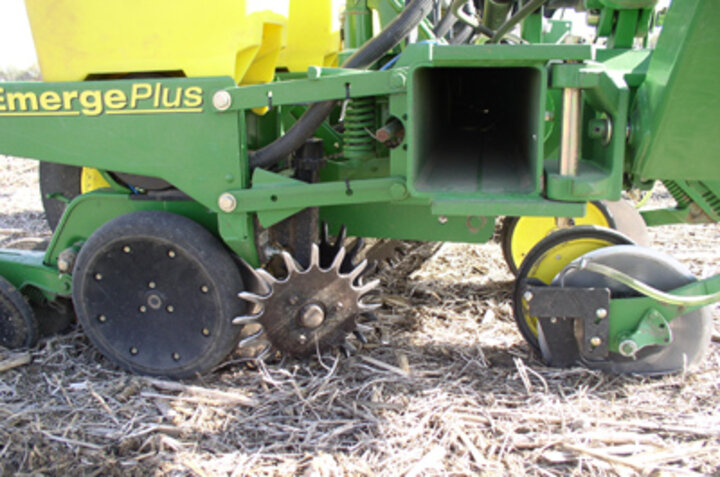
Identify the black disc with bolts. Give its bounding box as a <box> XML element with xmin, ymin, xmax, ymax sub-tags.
<box><xmin>0</xmin><ymin>276</ymin><xmax>38</xmax><ymax>349</ymax></box>
<box><xmin>72</xmin><ymin>211</ymin><xmax>245</xmax><ymax>378</ymax></box>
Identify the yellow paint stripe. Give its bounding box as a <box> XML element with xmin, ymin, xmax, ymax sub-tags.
<box><xmin>106</xmin><ymin>108</ymin><xmax>203</xmax><ymax>115</ymax></box>
<box><xmin>0</xmin><ymin>111</ymin><xmax>81</xmax><ymax>117</ymax></box>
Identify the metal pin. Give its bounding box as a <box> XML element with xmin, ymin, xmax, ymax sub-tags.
<box><xmin>148</xmin><ymin>281</ymin><xmax>156</xmax><ymax>289</ymax></box>
<box><xmin>123</xmin><ymin>246</ymin><xmax>131</xmax><ymax>253</ymax></box>
<box><xmin>201</xmin><ymin>285</ymin><xmax>209</xmax><ymax>293</ymax></box>
<box><xmin>139</xmin><ymin>305</ymin><xmax>147</xmax><ymax>313</ymax></box>
<box><xmin>130</xmin><ymin>347</ymin><xmax>138</xmax><ymax>355</ymax></box>
<box><xmin>166</xmin><ymin>305</ymin><xmax>174</xmax><ymax>313</ymax></box>
<box><xmin>168</xmin><ymin>250</ymin><xmax>176</xmax><ymax>258</ymax></box>
<box><xmin>202</xmin><ymin>328</ymin><xmax>210</xmax><ymax>336</ymax></box>
<box><xmin>94</xmin><ymin>273</ymin><xmax>102</xmax><ymax>281</ymax></box>
<box><xmin>172</xmin><ymin>352</ymin><xmax>180</xmax><ymax>361</ymax></box>
<box><xmin>98</xmin><ymin>315</ymin><xmax>107</xmax><ymax>323</ymax></box>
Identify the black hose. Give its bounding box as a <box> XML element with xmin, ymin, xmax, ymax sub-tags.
<box><xmin>450</xmin><ymin>24</ymin><xmax>475</xmax><ymax>44</ymax></box>
<box><xmin>489</xmin><ymin>0</ymin><xmax>546</xmax><ymax>43</ymax></box>
<box><xmin>250</xmin><ymin>0</ymin><xmax>434</xmax><ymax>170</ymax></box>
<box><xmin>434</xmin><ymin>9</ymin><xmax>459</xmax><ymax>38</ymax></box>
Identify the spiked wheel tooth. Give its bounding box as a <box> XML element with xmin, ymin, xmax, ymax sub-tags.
<box><xmin>356</xmin><ymin>323</ymin><xmax>374</xmax><ymax>333</ymax></box>
<box><xmin>343</xmin><ymin>237</ymin><xmax>364</xmax><ymax>273</ymax></box>
<box><xmin>256</xmin><ymin>268</ymin><xmax>279</xmax><ymax>286</ymax></box>
<box><xmin>359</xmin><ymin>301</ymin><xmax>382</xmax><ymax>313</ymax></box>
<box><xmin>356</xmin><ymin>278</ymin><xmax>380</xmax><ymax>296</ymax></box>
<box><xmin>361</xmin><ymin>312</ymin><xmax>379</xmax><ymax>322</ymax></box>
<box><xmin>336</xmin><ymin>224</ymin><xmax>347</xmax><ymax>247</ymax></box>
<box><xmin>330</xmin><ymin>246</ymin><xmax>347</xmax><ymax>271</ymax></box>
<box><xmin>310</xmin><ymin>243</ymin><xmax>320</xmax><ymax>268</ymax></box>
<box><xmin>232</xmin><ymin>307</ymin><xmax>263</xmax><ymax>325</ymax></box>
<box><xmin>238</xmin><ymin>291</ymin><xmax>267</xmax><ymax>304</ymax></box>
<box><xmin>347</xmin><ymin>258</ymin><xmax>369</xmax><ymax>282</ymax></box>
<box><xmin>320</xmin><ymin>221</ymin><xmax>330</xmax><ymax>245</ymax></box>
<box><xmin>340</xmin><ymin>341</ymin><xmax>354</xmax><ymax>357</ymax></box>
<box><xmin>255</xmin><ymin>344</ymin><xmax>273</xmax><ymax>361</ymax></box>
<box><xmin>281</xmin><ymin>251</ymin><xmax>301</xmax><ymax>275</ymax></box>
<box><xmin>238</xmin><ymin>328</ymin><xmax>264</xmax><ymax>347</ymax></box>
<box><xmin>353</xmin><ymin>330</ymin><xmax>368</xmax><ymax>344</ymax></box>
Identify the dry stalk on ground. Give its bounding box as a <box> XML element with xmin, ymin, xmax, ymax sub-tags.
<box><xmin>1</xmin><ymin>156</ymin><xmax>719</xmax><ymax>476</ymax></box>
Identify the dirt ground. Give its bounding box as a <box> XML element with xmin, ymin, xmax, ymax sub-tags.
<box><xmin>1</xmin><ymin>155</ymin><xmax>719</xmax><ymax>476</ymax></box>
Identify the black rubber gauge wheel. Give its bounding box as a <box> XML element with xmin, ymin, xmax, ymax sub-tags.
<box><xmin>553</xmin><ymin>245</ymin><xmax>712</xmax><ymax>375</ymax></box>
<box><xmin>0</xmin><ymin>276</ymin><xmax>38</xmax><ymax>349</ymax></box>
<box><xmin>72</xmin><ymin>211</ymin><xmax>245</xmax><ymax>378</ymax></box>
<box><xmin>513</xmin><ymin>226</ymin><xmax>635</xmax><ymax>352</ymax></box>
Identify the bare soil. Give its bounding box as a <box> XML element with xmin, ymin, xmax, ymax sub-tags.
<box><xmin>1</xmin><ymin>155</ymin><xmax>719</xmax><ymax>476</ymax></box>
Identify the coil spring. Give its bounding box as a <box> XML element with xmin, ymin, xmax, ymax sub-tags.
<box><xmin>343</xmin><ymin>98</ymin><xmax>375</xmax><ymax>159</ymax></box>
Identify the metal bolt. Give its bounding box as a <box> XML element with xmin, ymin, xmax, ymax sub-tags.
<box><xmin>98</xmin><ymin>315</ymin><xmax>107</xmax><ymax>323</ymax></box>
<box><xmin>168</xmin><ymin>250</ymin><xmax>176</xmax><ymax>258</ymax></box>
<box><xmin>172</xmin><ymin>352</ymin><xmax>180</xmax><ymax>361</ymax></box>
<box><xmin>94</xmin><ymin>273</ymin><xmax>103</xmax><ymax>281</ymax></box>
<box><xmin>590</xmin><ymin>336</ymin><xmax>602</xmax><ymax>347</ymax></box>
<box><xmin>166</xmin><ymin>305</ymin><xmax>175</xmax><ymax>313</ymax></box>
<box><xmin>202</xmin><ymin>328</ymin><xmax>210</xmax><ymax>336</ymax></box>
<box><xmin>550</xmin><ymin>317</ymin><xmax>558</xmax><ymax>324</ymax></box>
<box><xmin>595</xmin><ymin>308</ymin><xmax>608</xmax><ymax>319</ymax></box>
<box><xmin>139</xmin><ymin>305</ymin><xmax>147</xmax><ymax>313</ymax></box>
<box><xmin>619</xmin><ymin>340</ymin><xmax>638</xmax><ymax>357</ymax></box>
<box><xmin>438</xmin><ymin>216</ymin><xmax>449</xmax><ymax>225</ymax></box>
<box><xmin>123</xmin><ymin>245</ymin><xmax>131</xmax><ymax>253</ymax></box>
<box><xmin>288</xmin><ymin>295</ymin><xmax>299</xmax><ymax>305</ymax></box>
<box><xmin>299</xmin><ymin>304</ymin><xmax>325</xmax><ymax>329</ymax></box>
<box><xmin>148</xmin><ymin>281</ymin><xmax>156</xmax><ymax>289</ymax></box>
<box><xmin>201</xmin><ymin>285</ymin><xmax>209</xmax><ymax>294</ymax></box>
<box><xmin>57</xmin><ymin>257</ymin><xmax>71</xmax><ymax>273</ymax></box>
<box><xmin>218</xmin><ymin>193</ymin><xmax>237</xmax><ymax>213</ymax></box>
<box><xmin>336</xmin><ymin>301</ymin><xmax>344</xmax><ymax>309</ymax></box>
<box><xmin>298</xmin><ymin>334</ymin><xmax>308</xmax><ymax>345</ymax></box>
<box><xmin>130</xmin><ymin>347</ymin><xmax>138</xmax><ymax>355</ymax></box>
<box><xmin>212</xmin><ymin>90</ymin><xmax>232</xmax><ymax>111</ymax></box>
<box><xmin>523</xmin><ymin>291</ymin><xmax>533</xmax><ymax>302</ymax></box>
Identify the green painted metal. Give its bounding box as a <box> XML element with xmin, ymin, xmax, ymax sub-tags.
<box><xmin>232</xmin><ymin>169</ymin><xmax>408</xmax><ymax>227</ymax></box>
<box><xmin>617</xmin><ymin>309</ymin><xmax>671</xmax><ymax>356</ymax></box>
<box><xmin>345</xmin><ymin>0</ymin><xmax>374</xmax><ymax>49</ymax></box>
<box><xmin>629</xmin><ymin>0</ymin><xmax>720</xmax><ymax>184</ymax></box>
<box><xmin>45</xmin><ymin>191</ymin><xmax>221</xmax><ymax>266</ymax></box>
<box><xmin>607</xmin><ymin>273</ymin><xmax>720</xmax><ymax>353</ymax></box>
<box><xmin>0</xmin><ymin>250</ymin><xmax>72</xmax><ymax>297</ymax></box>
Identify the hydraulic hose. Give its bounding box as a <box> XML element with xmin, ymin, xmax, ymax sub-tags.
<box><xmin>489</xmin><ymin>0</ymin><xmax>546</xmax><ymax>43</ymax></box>
<box><xmin>249</xmin><ymin>0</ymin><xmax>434</xmax><ymax>170</ymax></box>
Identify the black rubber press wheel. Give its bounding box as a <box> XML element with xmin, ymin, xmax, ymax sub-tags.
<box><xmin>72</xmin><ymin>211</ymin><xmax>245</xmax><ymax>378</ymax></box>
<box><xmin>553</xmin><ymin>245</ymin><xmax>712</xmax><ymax>375</ymax></box>
<box><xmin>0</xmin><ymin>276</ymin><xmax>38</xmax><ymax>349</ymax></box>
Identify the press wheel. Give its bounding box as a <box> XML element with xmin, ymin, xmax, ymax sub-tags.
<box><xmin>553</xmin><ymin>245</ymin><xmax>712</xmax><ymax>374</ymax></box>
<box><xmin>0</xmin><ymin>276</ymin><xmax>38</xmax><ymax>349</ymax></box>
<box><xmin>72</xmin><ymin>211</ymin><xmax>245</xmax><ymax>378</ymax></box>
<box><xmin>512</xmin><ymin>226</ymin><xmax>635</xmax><ymax>351</ymax></box>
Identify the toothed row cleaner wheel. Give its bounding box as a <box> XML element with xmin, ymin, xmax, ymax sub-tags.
<box><xmin>235</xmin><ymin>228</ymin><xmax>380</xmax><ymax>357</ymax></box>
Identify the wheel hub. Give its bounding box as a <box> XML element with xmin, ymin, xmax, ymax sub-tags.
<box><xmin>298</xmin><ymin>303</ymin><xmax>325</xmax><ymax>328</ymax></box>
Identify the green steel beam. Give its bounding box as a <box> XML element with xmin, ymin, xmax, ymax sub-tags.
<box><xmin>0</xmin><ymin>250</ymin><xmax>71</xmax><ymax>297</ymax></box>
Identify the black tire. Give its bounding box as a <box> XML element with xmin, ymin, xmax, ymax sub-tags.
<box><xmin>39</xmin><ymin>162</ymin><xmax>82</xmax><ymax>231</ymax></box>
<box><xmin>0</xmin><ymin>276</ymin><xmax>38</xmax><ymax>349</ymax></box>
<box><xmin>513</xmin><ymin>226</ymin><xmax>635</xmax><ymax>351</ymax></box>
<box><xmin>72</xmin><ymin>211</ymin><xmax>245</xmax><ymax>378</ymax></box>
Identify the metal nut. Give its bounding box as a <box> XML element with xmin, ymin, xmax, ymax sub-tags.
<box><xmin>523</xmin><ymin>291</ymin><xmax>533</xmax><ymax>302</ymax></box>
<box><xmin>590</xmin><ymin>336</ymin><xmax>602</xmax><ymax>347</ymax></box>
<box><xmin>212</xmin><ymin>90</ymin><xmax>232</xmax><ymax>111</ymax></box>
<box><xmin>218</xmin><ymin>193</ymin><xmax>237</xmax><ymax>212</ymax></box>
<box><xmin>595</xmin><ymin>308</ymin><xmax>608</xmax><ymax>319</ymax></box>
